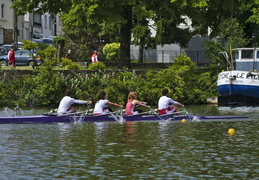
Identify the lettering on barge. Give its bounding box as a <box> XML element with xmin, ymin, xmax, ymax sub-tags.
<box><xmin>218</xmin><ymin>72</ymin><xmax>259</xmax><ymax>80</ymax></box>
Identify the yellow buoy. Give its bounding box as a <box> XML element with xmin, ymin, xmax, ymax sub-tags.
<box><xmin>228</xmin><ymin>128</ymin><xmax>236</xmax><ymax>134</ymax></box>
<box><xmin>181</xmin><ymin>119</ymin><xmax>187</xmax><ymax>122</ymax></box>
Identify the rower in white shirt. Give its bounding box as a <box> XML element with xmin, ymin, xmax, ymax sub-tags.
<box><xmin>158</xmin><ymin>88</ymin><xmax>184</xmax><ymax>115</ymax></box>
<box><xmin>57</xmin><ymin>89</ymin><xmax>92</xmax><ymax>115</ymax></box>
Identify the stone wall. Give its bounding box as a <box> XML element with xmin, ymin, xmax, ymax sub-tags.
<box><xmin>0</xmin><ymin>69</ymin><xmax>149</xmax><ymax>84</ymax></box>
<box><xmin>0</xmin><ymin>70</ymin><xmax>37</xmax><ymax>83</ymax></box>
<box><xmin>0</xmin><ymin>66</ymin><xmax>209</xmax><ymax>84</ymax></box>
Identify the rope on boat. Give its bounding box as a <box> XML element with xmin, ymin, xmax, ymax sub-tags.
<box><xmin>183</xmin><ymin>74</ymin><xmax>218</xmax><ymax>105</ymax></box>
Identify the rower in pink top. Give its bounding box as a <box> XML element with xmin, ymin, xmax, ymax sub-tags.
<box><xmin>125</xmin><ymin>92</ymin><xmax>150</xmax><ymax>115</ymax></box>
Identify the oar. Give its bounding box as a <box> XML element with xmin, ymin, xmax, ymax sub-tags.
<box><xmin>149</xmin><ymin>108</ymin><xmax>165</xmax><ymax>121</ymax></box>
<box><xmin>116</xmin><ymin>107</ymin><xmax>124</xmax><ymax>123</ymax></box>
<box><xmin>72</xmin><ymin>103</ymin><xmax>92</xmax><ymax>123</ymax></box>
<box><xmin>109</xmin><ymin>108</ymin><xmax>124</xmax><ymax>124</ymax></box>
<box><xmin>84</xmin><ymin>103</ymin><xmax>92</xmax><ymax>115</ymax></box>
<box><xmin>183</xmin><ymin>107</ymin><xmax>193</xmax><ymax>121</ymax></box>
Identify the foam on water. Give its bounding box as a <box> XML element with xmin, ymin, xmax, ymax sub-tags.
<box><xmin>192</xmin><ymin>115</ymin><xmax>201</xmax><ymax>122</ymax></box>
<box><xmin>4</xmin><ymin>107</ymin><xmax>23</xmax><ymax>117</ymax></box>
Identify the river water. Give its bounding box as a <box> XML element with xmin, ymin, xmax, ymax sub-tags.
<box><xmin>0</xmin><ymin>105</ymin><xmax>258</xmax><ymax>179</ymax></box>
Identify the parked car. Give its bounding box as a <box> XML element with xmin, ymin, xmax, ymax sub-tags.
<box><xmin>0</xmin><ymin>46</ymin><xmax>8</xmax><ymax>56</ymax></box>
<box><xmin>48</xmin><ymin>36</ymin><xmax>57</xmax><ymax>39</ymax></box>
<box><xmin>32</xmin><ymin>38</ymin><xmax>53</xmax><ymax>44</ymax></box>
<box><xmin>2</xmin><ymin>44</ymin><xmax>12</xmax><ymax>52</ymax></box>
<box><xmin>0</xmin><ymin>49</ymin><xmax>41</xmax><ymax>66</ymax></box>
<box><xmin>41</xmin><ymin>38</ymin><xmax>53</xmax><ymax>44</ymax></box>
<box><xmin>2</xmin><ymin>42</ymin><xmax>23</xmax><ymax>52</ymax></box>
<box><xmin>32</xmin><ymin>33</ymin><xmax>44</xmax><ymax>39</ymax></box>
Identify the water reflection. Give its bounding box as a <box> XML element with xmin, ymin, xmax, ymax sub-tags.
<box><xmin>0</xmin><ymin>105</ymin><xmax>258</xmax><ymax>179</ymax></box>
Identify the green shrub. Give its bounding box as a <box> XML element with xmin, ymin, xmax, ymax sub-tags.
<box><xmin>66</xmin><ymin>62</ymin><xmax>80</xmax><ymax>70</ymax></box>
<box><xmin>102</xmin><ymin>43</ymin><xmax>120</xmax><ymax>62</ymax></box>
<box><xmin>87</xmin><ymin>61</ymin><xmax>106</xmax><ymax>70</ymax></box>
<box><xmin>0</xmin><ymin>53</ymin><xmax>217</xmax><ymax>107</ymax></box>
<box><xmin>61</xmin><ymin>58</ymin><xmax>72</xmax><ymax>66</ymax></box>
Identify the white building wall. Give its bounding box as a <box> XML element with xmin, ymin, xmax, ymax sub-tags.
<box><xmin>0</xmin><ymin>28</ymin><xmax>3</xmax><ymax>44</ymax></box>
<box><xmin>0</xmin><ymin>1</ymin><xmax>13</xmax><ymax>29</ymax></box>
<box><xmin>0</xmin><ymin>0</ymin><xmax>14</xmax><ymax>44</ymax></box>
<box><xmin>32</xmin><ymin>13</ymin><xmax>62</xmax><ymax>38</ymax></box>
<box><xmin>0</xmin><ymin>0</ymin><xmax>62</xmax><ymax>45</ymax></box>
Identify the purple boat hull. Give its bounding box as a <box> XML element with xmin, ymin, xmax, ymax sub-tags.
<box><xmin>0</xmin><ymin>113</ymin><xmax>249</xmax><ymax>123</ymax></box>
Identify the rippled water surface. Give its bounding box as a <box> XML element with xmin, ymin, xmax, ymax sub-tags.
<box><xmin>0</xmin><ymin>105</ymin><xmax>258</xmax><ymax>179</ymax></box>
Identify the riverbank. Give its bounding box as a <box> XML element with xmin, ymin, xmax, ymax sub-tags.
<box><xmin>0</xmin><ymin>56</ymin><xmax>216</xmax><ymax>107</ymax></box>
<box><xmin>0</xmin><ymin>63</ymin><xmax>210</xmax><ymax>83</ymax></box>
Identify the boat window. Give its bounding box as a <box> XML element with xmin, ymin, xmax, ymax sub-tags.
<box><xmin>257</xmin><ymin>51</ymin><xmax>259</xmax><ymax>58</ymax></box>
<box><xmin>234</xmin><ymin>51</ymin><xmax>239</xmax><ymax>59</ymax></box>
<box><xmin>241</xmin><ymin>50</ymin><xmax>253</xmax><ymax>59</ymax></box>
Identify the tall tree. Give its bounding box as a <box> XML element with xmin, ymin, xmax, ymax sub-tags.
<box><xmin>12</xmin><ymin>0</ymin><xmax>208</xmax><ymax>68</ymax></box>
<box><xmin>131</xmin><ymin>0</ymin><xmax>208</xmax><ymax>62</ymax></box>
<box><xmin>12</xmin><ymin>0</ymin><xmax>259</xmax><ymax>67</ymax></box>
<box><xmin>199</xmin><ymin>0</ymin><xmax>259</xmax><ymax>44</ymax></box>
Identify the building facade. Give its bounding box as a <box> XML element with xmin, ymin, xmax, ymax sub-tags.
<box><xmin>0</xmin><ymin>0</ymin><xmax>62</xmax><ymax>46</ymax></box>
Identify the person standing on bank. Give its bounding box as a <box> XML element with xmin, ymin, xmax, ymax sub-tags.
<box><xmin>57</xmin><ymin>89</ymin><xmax>92</xmax><ymax>116</ymax></box>
<box><xmin>91</xmin><ymin>50</ymin><xmax>98</xmax><ymax>63</ymax></box>
<box><xmin>8</xmin><ymin>46</ymin><xmax>16</xmax><ymax>69</ymax></box>
<box><xmin>93</xmin><ymin>91</ymin><xmax>123</xmax><ymax>115</ymax></box>
<box><xmin>65</xmin><ymin>49</ymin><xmax>72</xmax><ymax>59</ymax></box>
<box><xmin>158</xmin><ymin>88</ymin><xmax>184</xmax><ymax>115</ymax></box>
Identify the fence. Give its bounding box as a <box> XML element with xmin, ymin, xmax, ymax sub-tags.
<box><xmin>130</xmin><ymin>49</ymin><xmax>210</xmax><ymax>66</ymax></box>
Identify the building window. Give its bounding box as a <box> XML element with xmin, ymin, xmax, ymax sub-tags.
<box><xmin>58</xmin><ymin>16</ymin><xmax>61</xmax><ymax>26</ymax></box>
<box><xmin>49</xmin><ymin>16</ymin><xmax>52</xmax><ymax>29</ymax></box>
<box><xmin>44</xmin><ymin>15</ymin><xmax>47</xmax><ymax>28</ymax></box>
<box><xmin>24</xmin><ymin>13</ymin><xmax>29</xmax><ymax>22</ymax></box>
<box><xmin>1</xmin><ymin>4</ymin><xmax>4</xmax><ymax>19</ymax></box>
<box><xmin>34</xmin><ymin>13</ymin><xmax>42</xmax><ymax>26</ymax></box>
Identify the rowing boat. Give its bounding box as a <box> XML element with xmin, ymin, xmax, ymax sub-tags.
<box><xmin>0</xmin><ymin>112</ymin><xmax>249</xmax><ymax>123</ymax></box>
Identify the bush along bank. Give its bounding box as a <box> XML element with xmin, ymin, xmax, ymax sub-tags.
<box><xmin>0</xmin><ymin>54</ymin><xmax>218</xmax><ymax>108</ymax></box>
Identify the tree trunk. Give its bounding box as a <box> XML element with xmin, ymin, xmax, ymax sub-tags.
<box><xmin>57</xmin><ymin>40</ymin><xmax>65</xmax><ymax>61</ymax></box>
<box><xmin>118</xmin><ymin>6</ymin><xmax>132</xmax><ymax>69</ymax></box>
<box><xmin>138</xmin><ymin>19</ymin><xmax>149</xmax><ymax>63</ymax></box>
<box><xmin>138</xmin><ymin>38</ymin><xmax>145</xmax><ymax>63</ymax></box>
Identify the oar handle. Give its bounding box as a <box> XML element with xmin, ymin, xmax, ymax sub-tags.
<box><xmin>149</xmin><ymin>108</ymin><xmax>164</xmax><ymax>121</ymax></box>
<box><xmin>83</xmin><ymin>103</ymin><xmax>92</xmax><ymax>115</ymax></box>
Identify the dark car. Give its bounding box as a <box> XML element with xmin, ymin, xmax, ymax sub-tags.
<box><xmin>0</xmin><ymin>50</ymin><xmax>41</xmax><ymax>66</ymax></box>
<box><xmin>0</xmin><ymin>46</ymin><xmax>9</xmax><ymax>56</ymax></box>
<box><xmin>32</xmin><ymin>38</ymin><xmax>53</xmax><ymax>45</ymax></box>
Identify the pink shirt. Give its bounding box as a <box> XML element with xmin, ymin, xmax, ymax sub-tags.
<box><xmin>125</xmin><ymin>100</ymin><xmax>137</xmax><ymax>115</ymax></box>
